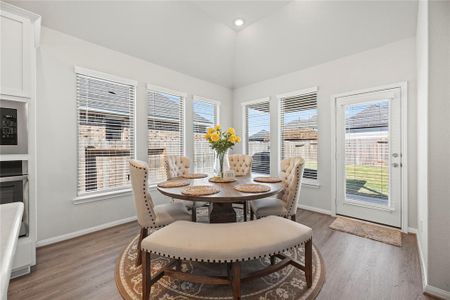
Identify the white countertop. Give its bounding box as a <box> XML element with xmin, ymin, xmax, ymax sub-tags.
<box><xmin>0</xmin><ymin>203</ymin><xmax>24</xmax><ymax>300</ymax></box>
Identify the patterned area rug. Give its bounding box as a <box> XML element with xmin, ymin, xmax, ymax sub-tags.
<box><xmin>115</xmin><ymin>229</ymin><xmax>325</xmax><ymax>299</ymax></box>
<box><xmin>329</xmin><ymin>216</ymin><xmax>402</xmax><ymax>246</ymax></box>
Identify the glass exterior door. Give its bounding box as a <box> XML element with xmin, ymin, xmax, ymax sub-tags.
<box><xmin>336</xmin><ymin>88</ymin><xmax>402</xmax><ymax>227</ymax></box>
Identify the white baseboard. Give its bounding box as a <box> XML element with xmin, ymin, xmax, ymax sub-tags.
<box><xmin>408</xmin><ymin>227</ymin><xmax>418</xmax><ymax>234</ymax></box>
<box><xmin>415</xmin><ymin>231</ymin><xmax>450</xmax><ymax>299</ymax></box>
<box><xmin>298</xmin><ymin>204</ymin><xmax>332</xmax><ymax>215</ymax></box>
<box><xmin>36</xmin><ymin>216</ymin><xmax>137</xmax><ymax>247</ymax></box>
<box><xmin>425</xmin><ymin>285</ymin><xmax>450</xmax><ymax>300</ymax></box>
<box><xmin>426</xmin><ymin>285</ymin><xmax>450</xmax><ymax>300</ymax></box>
<box><xmin>416</xmin><ymin>230</ymin><xmax>428</xmax><ymax>290</ymax></box>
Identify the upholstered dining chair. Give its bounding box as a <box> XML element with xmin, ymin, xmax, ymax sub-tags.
<box><xmin>164</xmin><ymin>155</ymin><xmax>207</xmax><ymax>222</ymax></box>
<box><xmin>229</xmin><ymin>154</ymin><xmax>252</xmax><ymax>177</ymax></box>
<box><xmin>229</xmin><ymin>154</ymin><xmax>252</xmax><ymax>221</ymax></box>
<box><xmin>250</xmin><ymin>157</ymin><xmax>305</xmax><ymax>221</ymax></box>
<box><xmin>129</xmin><ymin>159</ymin><xmax>191</xmax><ymax>266</ymax></box>
<box><xmin>164</xmin><ymin>155</ymin><xmax>190</xmax><ymax>179</ymax></box>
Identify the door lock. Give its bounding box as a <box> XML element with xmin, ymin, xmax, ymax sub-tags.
<box><xmin>392</xmin><ymin>163</ymin><xmax>399</xmax><ymax>168</ymax></box>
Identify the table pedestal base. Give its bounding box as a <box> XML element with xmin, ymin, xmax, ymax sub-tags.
<box><xmin>209</xmin><ymin>203</ymin><xmax>236</xmax><ymax>223</ymax></box>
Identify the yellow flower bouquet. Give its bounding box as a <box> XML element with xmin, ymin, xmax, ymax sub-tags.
<box><xmin>204</xmin><ymin>125</ymin><xmax>241</xmax><ymax>178</ymax></box>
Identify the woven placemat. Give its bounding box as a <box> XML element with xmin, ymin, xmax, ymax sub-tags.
<box><xmin>253</xmin><ymin>176</ymin><xmax>282</xmax><ymax>183</ymax></box>
<box><xmin>182</xmin><ymin>185</ymin><xmax>220</xmax><ymax>196</ymax></box>
<box><xmin>157</xmin><ymin>180</ymin><xmax>190</xmax><ymax>188</ymax></box>
<box><xmin>209</xmin><ymin>177</ymin><xmax>236</xmax><ymax>183</ymax></box>
<box><xmin>234</xmin><ymin>184</ymin><xmax>271</xmax><ymax>193</ymax></box>
<box><xmin>182</xmin><ymin>173</ymin><xmax>208</xmax><ymax>179</ymax></box>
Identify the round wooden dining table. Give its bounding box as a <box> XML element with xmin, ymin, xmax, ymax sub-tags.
<box><xmin>157</xmin><ymin>176</ymin><xmax>283</xmax><ymax>223</ymax></box>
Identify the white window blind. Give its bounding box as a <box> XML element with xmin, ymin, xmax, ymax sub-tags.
<box><xmin>76</xmin><ymin>72</ymin><xmax>135</xmax><ymax>196</ymax></box>
<box><xmin>245</xmin><ymin>100</ymin><xmax>270</xmax><ymax>174</ymax></box>
<box><xmin>280</xmin><ymin>91</ymin><xmax>318</xmax><ymax>180</ymax></box>
<box><xmin>193</xmin><ymin>99</ymin><xmax>218</xmax><ymax>174</ymax></box>
<box><xmin>345</xmin><ymin>100</ymin><xmax>389</xmax><ymax>202</ymax></box>
<box><xmin>147</xmin><ymin>88</ymin><xmax>184</xmax><ymax>184</ymax></box>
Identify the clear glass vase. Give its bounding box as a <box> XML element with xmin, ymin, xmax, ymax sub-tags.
<box><xmin>214</xmin><ymin>150</ymin><xmax>230</xmax><ymax>178</ymax></box>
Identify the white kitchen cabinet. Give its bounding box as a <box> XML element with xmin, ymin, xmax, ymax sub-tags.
<box><xmin>0</xmin><ymin>3</ymin><xmax>39</xmax><ymax>101</ymax></box>
<box><xmin>0</xmin><ymin>2</ymin><xmax>40</xmax><ymax>278</ymax></box>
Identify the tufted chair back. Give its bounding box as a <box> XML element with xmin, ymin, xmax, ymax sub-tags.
<box><xmin>278</xmin><ymin>157</ymin><xmax>305</xmax><ymax>216</ymax></box>
<box><xmin>129</xmin><ymin>160</ymin><xmax>156</xmax><ymax>228</ymax></box>
<box><xmin>165</xmin><ymin>155</ymin><xmax>190</xmax><ymax>179</ymax></box>
<box><xmin>229</xmin><ymin>154</ymin><xmax>252</xmax><ymax>177</ymax></box>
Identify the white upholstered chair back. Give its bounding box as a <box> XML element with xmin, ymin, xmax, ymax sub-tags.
<box><xmin>229</xmin><ymin>154</ymin><xmax>252</xmax><ymax>176</ymax></box>
<box><xmin>164</xmin><ymin>155</ymin><xmax>190</xmax><ymax>179</ymax></box>
<box><xmin>278</xmin><ymin>157</ymin><xmax>305</xmax><ymax>216</ymax></box>
<box><xmin>129</xmin><ymin>160</ymin><xmax>156</xmax><ymax>228</ymax></box>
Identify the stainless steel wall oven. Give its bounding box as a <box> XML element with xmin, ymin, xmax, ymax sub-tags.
<box><xmin>0</xmin><ymin>160</ymin><xmax>29</xmax><ymax>237</ymax></box>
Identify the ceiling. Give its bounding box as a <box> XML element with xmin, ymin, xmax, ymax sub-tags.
<box><xmin>7</xmin><ymin>1</ymin><xmax>417</xmax><ymax>89</ymax></box>
<box><xmin>192</xmin><ymin>1</ymin><xmax>291</xmax><ymax>31</ymax></box>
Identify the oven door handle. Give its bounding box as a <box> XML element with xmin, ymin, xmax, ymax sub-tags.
<box><xmin>0</xmin><ymin>175</ymin><xmax>28</xmax><ymax>183</ymax></box>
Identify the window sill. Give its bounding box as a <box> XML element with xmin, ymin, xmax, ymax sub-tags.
<box><xmin>73</xmin><ymin>188</ymin><xmax>132</xmax><ymax>205</ymax></box>
<box><xmin>149</xmin><ymin>184</ymin><xmax>159</xmax><ymax>191</ymax></box>
<box><xmin>302</xmin><ymin>180</ymin><xmax>320</xmax><ymax>188</ymax></box>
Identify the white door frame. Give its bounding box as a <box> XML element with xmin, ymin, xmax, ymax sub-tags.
<box><xmin>330</xmin><ymin>82</ymin><xmax>408</xmax><ymax>232</ymax></box>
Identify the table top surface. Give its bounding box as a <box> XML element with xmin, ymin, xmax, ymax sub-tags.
<box><xmin>157</xmin><ymin>175</ymin><xmax>283</xmax><ymax>203</ymax></box>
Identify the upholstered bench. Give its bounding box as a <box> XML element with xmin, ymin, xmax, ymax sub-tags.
<box><xmin>140</xmin><ymin>216</ymin><xmax>313</xmax><ymax>300</ymax></box>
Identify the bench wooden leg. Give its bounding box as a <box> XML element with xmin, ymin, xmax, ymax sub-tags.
<box><xmin>250</xmin><ymin>208</ymin><xmax>254</xmax><ymax>220</ymax></box>
<box><xmin>192</xmin><ymin>205</ymin><xmax>197</xmax><ymax>222</ymax></box>
<box><xmin>142</xmin><ymin>251</ymin><xmax>151</xmax><ymax>300</ymax></box>
<box><xmin>136</xmin><ymin>227</ymin><xmax>148</xmax><ymax>267</ymax></box>
<box><xmin>174</xmin><ymin>259</ymin><xmax>182</xmax><ymax>271</ymax></box>
<box><xmin>270</xmin><ymin>255</ymin><xmax>276</xmax><ymax>265</ymax></box>
<box><xmin>230</xmin><ymin>262</ymin><xmax>241</xmax><ymax>300</ymax></box>
<box><xmin>243</xmin><ymin>202</ymin><xmax>247</xmax><ymax>222</ymax></box>
<box><xmin>305</xmin><ymin>239</ymin><xmax>312</xmax><ymax>288</ymax></box>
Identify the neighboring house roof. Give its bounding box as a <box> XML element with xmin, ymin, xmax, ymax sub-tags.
<box><xmin>249</xmin><ymin>129</ymin><xmax>270</xmax><ymax>141</ymax></box>
<box><xmin>148</xmin><ymin>92</ymin><xmax>182</xmax><ymax>120</ymax></box>
<box><xmin>248</xmin><ymin>115</ymin><xmax>319</xmax><ymax>141</ymax></box>
<box><xmin>149</xmin><ymin>92</ymin><xmax>210</xmax><ymax>124</ymax></box>
<box><xmin>346</xmin><ymin>103</ymin><xmax>388</xmax><ymax>130</ymax></box>
<box><xmin>248</xmin><ymin>103</ymin><xmax>387</xmax><ymax>141</ymax></box>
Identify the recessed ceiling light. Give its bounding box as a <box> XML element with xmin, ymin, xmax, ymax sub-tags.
<box><xmin>234</xmin><ymin>18</ymin><xmax>244</xmax><ymax>27</ymax></box>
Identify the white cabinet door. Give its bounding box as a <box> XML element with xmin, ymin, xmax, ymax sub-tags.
<box><xmin>0</xmin><ymin>11</ymin><xmax>31</xmax><ymax>99</ymax></box>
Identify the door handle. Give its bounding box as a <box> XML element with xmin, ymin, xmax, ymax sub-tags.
<box><xmin>392</xmin><ymin>163</ymin><xmax>399</xmax><ymax>168</ymax></box>
<box><xmin>392</xmin><ymin>153</ymin><xmax>399</xmax><ymax>158</ymax></box>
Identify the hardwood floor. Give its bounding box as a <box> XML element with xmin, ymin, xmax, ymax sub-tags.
<box><xmin>8</xmin><ymin>210</ymin><xmax>434</xmax><ymax>300</ymax></box>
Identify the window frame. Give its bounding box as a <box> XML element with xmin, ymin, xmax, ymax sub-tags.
<box><xmin>277</xmin><ymin>87</ymin><xmax>319</xmax><ymax>186</ymax></box>
<box><xmin>146</xmin><ymin>84</ymin><xmax>186</xmax><ymax>186</ymax></box>
<box><xmin>74</xmin><ymin>66</ymin><xmax>137</xmax><ymax>202</ymax></box>
<box><xmin>192</xmin><ymin>95</ymin><xmax>220</xmax><ymax>174</ymax></box>
<box><xmin>241</xmin><ymin>97</ymin><xmax>271</xmax><ymax>175</ymax></box>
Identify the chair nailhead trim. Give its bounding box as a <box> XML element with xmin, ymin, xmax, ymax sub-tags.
<box><xmin>142</xmin><ymin>238</ymin><xmax>312</xmax><ymax>263</ymax></box>
<box><xmin>130</xmin><ymin>161</ymin><xmax>156</xmax><ymax>226</ymax></box>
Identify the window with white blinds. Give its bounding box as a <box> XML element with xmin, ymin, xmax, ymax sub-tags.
<box><xmin>245</xmin><ymin>100</ymin><xmax>270</xmax><ymax>174</ymax></box>
<box><xmin>280</xmin><ymin>90</ymin><xmax>318</xmax><ymax>180</ymax></box>
<box><xmin>193</xmin><ymin>98</ymin><xmax>218</xmax><ymax>174</ymax></box>
<box><xmin>147</xmin><ymin>88</ymin><xmax>184</xmax><ymax>184</ymax></box>
<box><xmin>76</xmin><ymin>70</ymin><xmax>136</xmax><ymax>196</ymax></box>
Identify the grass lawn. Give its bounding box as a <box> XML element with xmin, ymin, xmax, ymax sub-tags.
<box><xmin>297</xmin><ymin>161</ymin><xmax>388</xmax><ymax>199</ymax></box>
<box><xmin>345</xmin><ymin>164</ymin><xmax>388</xmax><ymax>199</ymax></box>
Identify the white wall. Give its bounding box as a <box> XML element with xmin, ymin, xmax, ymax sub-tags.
<box><xmin>415</xmin><ymin>0</ymin><xmax>429</xmax><ymax>278</ymax></box>
<box><xmin>233</xmin><ymin>38</ymin><xmax>417</xmax><ymax>227</ymax></box>
<box><xmin>415</xmin><ymin>2</ymin><xmax>450</xmax><ymax>295</ymax></box>
<box><xmin>233</xmin><ymin>1</ymin><xmax>417</xmax><ymax>87</ymax></box>
<box><xmin>35</xmin><ymin>27</ymin><xmax>232</xmax><ymax>242</ymax></box>
<box><xmin>427</xmin><ymin>0</ymin><xmax>450</xmax><ymax>293</ymax></box>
